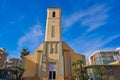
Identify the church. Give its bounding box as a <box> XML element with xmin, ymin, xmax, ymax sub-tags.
<box><xmin>23</xmin><ymin>8</ymin><xmax>85</xmax><ymax>80</ymax></box>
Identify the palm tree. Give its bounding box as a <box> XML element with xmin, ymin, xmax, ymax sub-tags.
<box><xmin>72</xmin><ymin>62</ymin><xmax>78</xmax><ymax>80</ymax></box>
<box><xmin>76</xmin><ymin>60</ymin><xmax>84</xmax><ymax>69</ymax></box>
<box><xmin>20</xmin><ymin>48</ymin><xmax>30</xmax><ymax>58</ymax></box>
<box><xmin>72</xmin><ymin>62</ymin><xmax>77</xmax><ymax>69</ymax></box>
<box><xmin>72</xmin><ymin>59</ymin><xmax>88</xmax><ymax>80</ymax></box>
<box><xmin>15</xmin><ymin>66</ymin><xmax>25</xmax><ymax>80</ymax></box>
<box><xmin>76</xmin><ymin>60</ymin><xmax>84</xmax><ymax>80</ymax></box>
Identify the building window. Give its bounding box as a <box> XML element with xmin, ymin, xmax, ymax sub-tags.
<box><xmin>50</xmin><ymin>44</ymin><xmax>55</xmax><ymax>54</ymax></box>
<box><xmin>50</xmin><ymin>48</ymin><xmax>55</xmax><ymax>53</ymax></box>
<box><xmin>51</xmin><ymin>25</ymin><xmax>55</xmax><ymax>37</ymax></box>
<box><xmin>53</xmin><ymin>71</ymin><xmax>56</xmax><ymax>79</ymax></box>
<box><xmin>52</xmin><ymin>11</ymin><xmax>55</xmax><ymax>17</ymax></box>
<box><xmin>49</xmin><ymin>71</ymin><xmax>52</xmax><ymax>79</ymax></box>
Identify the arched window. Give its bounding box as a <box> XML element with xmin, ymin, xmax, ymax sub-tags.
<box><xmin>52</xmin><ymin>11</ymin><xmax>55</xmax><ymax>17</ymax></box>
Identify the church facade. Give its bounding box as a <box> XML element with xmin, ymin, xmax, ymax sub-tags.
<box><xmin>23</xmin><ymin>8</ymin><xmax>85</xmax><ymax>80</ymax></box>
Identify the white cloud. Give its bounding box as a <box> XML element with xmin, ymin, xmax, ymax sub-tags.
<box><xmin>63</xmin><ymin>4</ymin><xmax>110</xmax><ymax>32</ymax></box>
<box><xmin>8</xmin><ymin>15</ymin><xmax>25</xmax><ymax>25</ymax></box>
<box><xmin>17</xmin><ymin>23</ymin><xmax>44</xmax><ymax>52</ymax></box>
<box><xmin>68</xmin><ymin>34</ymin><xmax>120</xmax><ymax>58</ymax></box>
<box><xmin>63</xmin><ymin>12</ymin><xmax>85</xmax><ymax>28</ymax></box>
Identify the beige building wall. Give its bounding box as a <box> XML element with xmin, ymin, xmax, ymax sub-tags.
<box><xmin>112</xmin><ymin>65</ymin><xmax>120</xmax><ymax>80</ymax></box>
<box><xmin>23</xmin><ymin>42</ymin><xmax>85</xmax><ymax>80</ymax></box>
<box><xmin>23</xmin><ymin>43</ymin><xmax>44</xmax><ymax>79</ymax></box>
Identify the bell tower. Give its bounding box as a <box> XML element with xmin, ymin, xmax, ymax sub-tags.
<box><xmin>45</xmin><ymin>8</ymin><xmax>61</xmax><ymax>41</ymax></box>
<box><xmin>23</xmin><ymin>7</ymin><xmax>85</xmax><ymax>80</ymax></box>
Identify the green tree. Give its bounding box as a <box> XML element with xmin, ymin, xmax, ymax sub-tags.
<box><xmin>72</xmin><ymin>62</ymin><xmax>77</xmax><ymax>69</ymax></box>
<box><xmin>72</xmin><ymin>62</ymin><xmax>78</xmax><ymax>79</ymax></box>
<box><xmin>20</xmin><ymin>48</ymin><xmax>30</xmax><ymax>58</ymax></box>
<box><xmin>76</xmin><ymin>60</ymin><xmax>84</xmax><ymax>80</ymax></box>
<box><xmin>15</xmin><ymin>66</ymin><xmax>25</xmax><ymax>80</ymax></box>
<box><xmin>72</xmin><ymin>59</ymin><xmax>88</xmax><ymax>80</ymax></box>
<box><xmin>94</xmin><ymin>66</ymin><xmax>105</xmax><ymax>80</ymax></box>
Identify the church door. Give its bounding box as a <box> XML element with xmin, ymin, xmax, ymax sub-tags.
<box><xmin>49</xmin><ymin>63</ymin><xmax>56</xmax><ymax>80</ymax></box>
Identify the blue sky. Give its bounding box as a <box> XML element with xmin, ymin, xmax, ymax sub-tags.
<box><xmin>0</xmin><ymin>0</ymin><xmax>120</xmax><ymax>59</ymax></box>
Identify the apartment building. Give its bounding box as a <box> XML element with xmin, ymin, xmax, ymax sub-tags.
<box><xmin>89</xmin><ymin>50</ymin><xmax>120</xmax><ymax>65</ymax></box>
<box><xmin>6</xmin><ymin>58</ymin><xmax>23</xmax><ymax>68</ymax></box>
<box><xmin>0</xmin><ymin>48</ymin><xmax>8</xmax><ymax>68</ymax></box>
<box><xmin>87</xmin><ymin>49</ymin><xmax>120</xmax><ymax>80</ymax></box>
